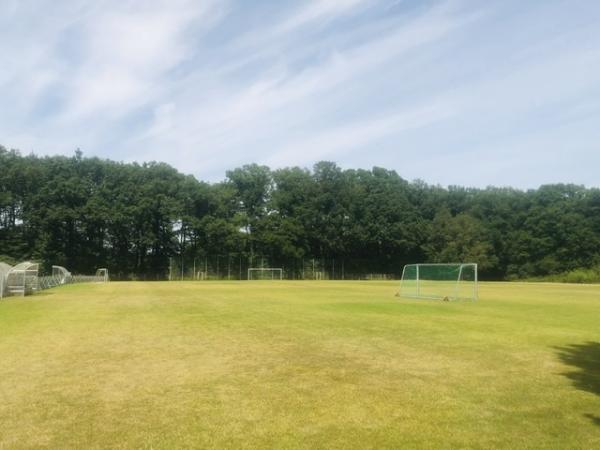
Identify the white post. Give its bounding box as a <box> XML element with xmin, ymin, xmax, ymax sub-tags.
<box><xmin>455</xmin><ymin>264</ymin><xmax>464</xmax><ymax>300</ymax></box>
<box><xmin>474</xmin><ymin>263</ymin><xmax>478</xmax><ymax>301</ymax></box>
<box><xmin>416</xmin><ymin>264</ymin><xmax>420</xmax><ymax>298</ymax></box>
<box><xmin>399</xmin><ymin>265</ymin><xmax>407</xmax><ymax>298</ymax></box>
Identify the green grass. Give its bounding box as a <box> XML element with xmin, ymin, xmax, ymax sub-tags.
<box><xmin>0</xmin><ymin>281</ymin><xmax>599</xmax><ymax>449</ymax></box>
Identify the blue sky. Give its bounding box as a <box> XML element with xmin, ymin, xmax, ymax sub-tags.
<box><xmin>1</xmin><ymin>0</ymin><xmax>599</xmax><ymax>188</ymax></box>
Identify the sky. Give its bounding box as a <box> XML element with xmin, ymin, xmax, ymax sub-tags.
<box><xmin>1</xmin><ymin>0</ymin><xmax>599</xmax><ymax>189</ymax></box>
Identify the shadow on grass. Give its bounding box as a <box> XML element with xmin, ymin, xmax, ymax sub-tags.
<box><xmin>555</xmin><ymin>342</ymin><xmax>600</xmax><ymax>427</ymax></box>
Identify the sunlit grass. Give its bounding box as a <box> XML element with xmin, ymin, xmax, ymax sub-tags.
<box><xmin>0</xmin><ymin>281</ymin><xmax>599</xmax><ymax>448</ymax></box>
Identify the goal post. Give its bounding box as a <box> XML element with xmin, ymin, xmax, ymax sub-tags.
<box><xmin>247</xmin><ymin>268</ymin><xmax>283</xmax><ymax>280</ymax></box>
<box><xmin>399</xmin><ymin>263</ymin><xmax>478</xmax><ymax>301</ymax></box>
<box><xmin>95</xmin><ymin>268</ymin><xmax>109</xmax><ymax>283</ymax></box>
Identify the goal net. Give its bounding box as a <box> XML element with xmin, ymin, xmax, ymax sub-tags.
<box><xmin>247</xmin><ymin>268</ymin><xmax>283</xmax><ymax>280</ymax></box>
<box><xmin>95</xmin><ymin>268</ymin><xmax>109</xmax><ymax>283</ymax></box>
<box><xmin>399</xmin><ymin>263</ymin><xmax>478</xmax><ymax>301</ymax></box>
<box><xmin>0</xmin><ymin>262</ymin><xmax>12</xmax><ymax>299</ymax></box>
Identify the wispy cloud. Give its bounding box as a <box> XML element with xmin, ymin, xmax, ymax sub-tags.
<box><xmin>60</xmin><ymin>1</ymin><xmax>225</xmax><ymax>120</ymax></box>
<box><xmin>1</xmin><ymin>0</ymin><xmax>599</xmax><ymax>188</ymax></box>
<box><xmin>263</xmin><ymin>103</ymin><xmax>453</xmax><ymax>168</ymax></box>
<box><xmin>274</xmin><ymin>0</ymin><xmax>370</xmax><ymax>34</ymax></box>
<box><xmin>129</xmin><ymin>1</ymin><xmax>473</xmax><ymax>172</ymax></box>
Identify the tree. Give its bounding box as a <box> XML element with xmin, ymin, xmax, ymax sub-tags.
<box><xmin>1</xmin><ymin>146</ymin><xmax>599</xmax><ymax>280</ymax></box>
<box><xmin>424</xmin><ymin>209</ymin><xmax>498</xmax><ymax>272</ymax></box>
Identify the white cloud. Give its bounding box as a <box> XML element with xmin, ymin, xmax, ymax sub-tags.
<box><xmin>263</xmin><ymin>103</ymin><xmax>453</xmax><ymax>168</ymax></box>
<box><xmin>132</xmin><ymin>2</ymin><xmax>472</xmax><ymax>163</ymax></box>
<box><xmin>59</xmin><ymin>1</ymin><xmax>224</xmax><ymax>121</ymax></box>
<box><xmin>275</xmin><ymin>0</ymin><xmax>369</xmax><ymax>33</ymax></box>
<box><xmin>0</xmin><ymin>0</ymin><xmax>228</xmax><ymax>156</ymax></box>
<box><xmin>1</xmin><ymin>0</ymin><xmax>600</xmax><ymax>188</ymax></box>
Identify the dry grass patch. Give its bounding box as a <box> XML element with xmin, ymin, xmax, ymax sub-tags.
<box><xmin>0</xmin><ymin>281</ymin><xmax>599</xmax><ymax>448</ymax></box>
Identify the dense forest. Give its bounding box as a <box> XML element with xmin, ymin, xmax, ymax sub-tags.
<box><xmin>1</xmin><ymin>146</ymin><xmax>599</xmax><ymax>280</ymax></box>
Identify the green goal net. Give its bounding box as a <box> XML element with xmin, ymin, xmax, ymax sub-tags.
<box><xmin>399</xmin><ymin>263</ymin><xmax>478</xmax><ymax>301</ymax></box>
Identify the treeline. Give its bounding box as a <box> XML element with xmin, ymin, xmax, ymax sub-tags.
<box><xmin>1</xmin><ymin>146</ymin><xmax>599</xmax><ymax>280</ymax></box>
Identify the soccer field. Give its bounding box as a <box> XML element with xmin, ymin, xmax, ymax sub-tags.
<box><xmin>0</xmin><ymin>281</ymin><xmax>598</xmax><ymax>448</ymax></box>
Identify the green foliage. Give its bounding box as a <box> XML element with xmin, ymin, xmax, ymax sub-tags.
<box><xmin>527</xmin><ymin>266</ymin><xmax>600</xmax><ymax>283</ymax></box>
<box><xmin>1</xmin><ymin>146</ymin><xmax>599</xmax><ymax>279</ymax></box>
<box><xmin>424</xmin><ymin>210</ymin><xmax>498</xmax><ymax>271</ymax></box>
<box><xmin>0</xmin><ymin>254</ymin><xmax>17</xmax><ymax>266</ymax></box>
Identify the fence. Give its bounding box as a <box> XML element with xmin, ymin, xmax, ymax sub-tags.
<box><xmin>167</xmin><ymin>255</ymin><xmax>408</xmax><ymax>281</ymax></box>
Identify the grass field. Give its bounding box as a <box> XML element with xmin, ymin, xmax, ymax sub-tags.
<box><xmin>0</xmin><ymin>281</ymin><xmax>599</xmax><ymax>449</ymax></box>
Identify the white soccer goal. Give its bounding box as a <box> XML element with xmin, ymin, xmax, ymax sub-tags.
<box><xmin>69</xmin><ymin>268</ymin><xmax>109</xmax><ymax>284</ymax></box>
<box><xmin>247</xmin><ymin>268</ymin><xmax>283</xmax><ymax>280</ymax></box>
<box><xmin>95</xmin><ymin>268</ymin><xmax>109</xmax><ymax>283</ymax></box>
<box><xmin>399</xmin><ymin>263</ymin><xmax>478</xmax><ymax>301</ymax></box>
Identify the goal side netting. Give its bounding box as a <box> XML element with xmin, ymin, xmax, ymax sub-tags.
<box><xmin>247</xmin><ymin>268</ymin><xmax>283</xmax><ymax>280</ymax></box>
<box><xmin>399</xmin><ymin>263</ymin><xmax>478</xmax><ymax>301</ymax></box>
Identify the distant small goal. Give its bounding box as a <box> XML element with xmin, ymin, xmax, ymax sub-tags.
<box><xmin>399</xmin><ymin>263</ymin><xmax>478</xmax><ymax>301</ymax></box>
<box><xmin>247</xmin><ymin>268</ymin><xmax>283</xmax><ymax>280</ymax></box>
